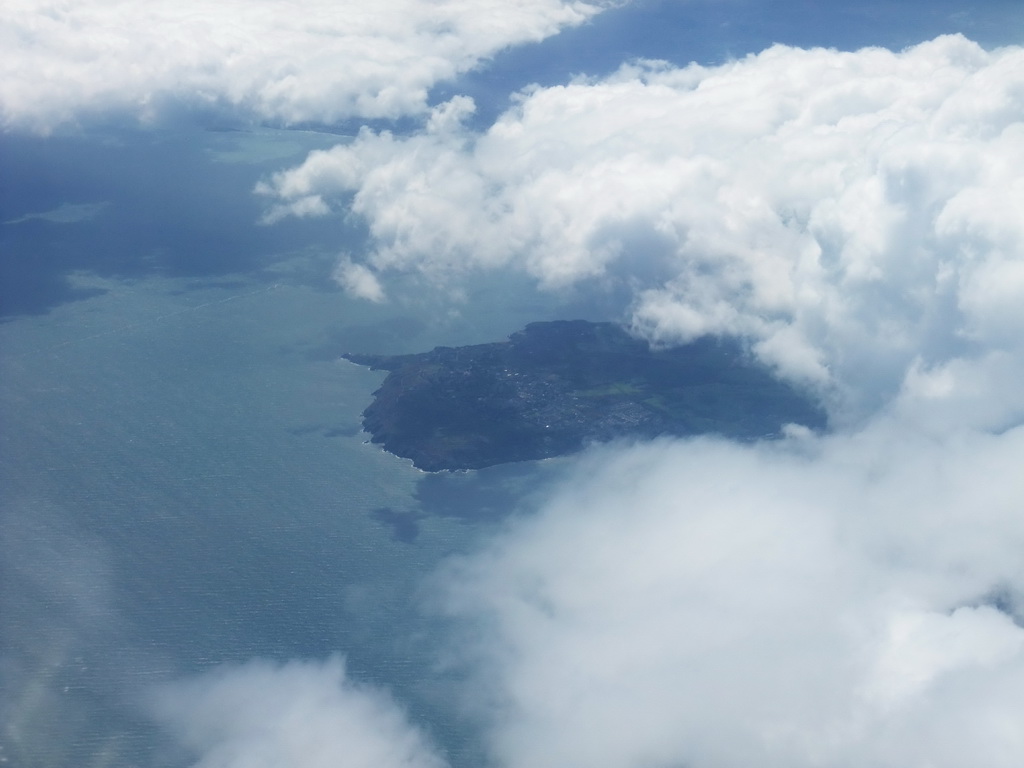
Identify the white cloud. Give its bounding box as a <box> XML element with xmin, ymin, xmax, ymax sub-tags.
<box><xmin>262</xmin><ymin>34</ymin><xmax>1024</xmax><ymax>423</ymax></box>
<box><xmin>0</xmin><ymin>0</ymin><xmax>610</xmax><ymax>132</ymax></box>
<box><xmin>36</xmin><ymin>21</ymin><xmax>1014</xmax><ymax>767</ymax></box>
<box><xmin>433</xmin><ymin>424</ymin><xmax>1024</xmax><ymax>768</ymax></box>
<box><xmin>152</xmin><ymin>656</ymin><xmax>447</xmax><ymax>768</ymax></box>
<box><xmin>3</xmin><ymin>201</ymin><xmax>109</xmax><ymax>225</ymax></box>
<box><xmin>253</xmin><ymin>39</ymin><xmax>1024</xmax><ymax>764</ymax></box>
<box><xmin>335</xmin><ymin>256</ymin><xmax>388</xmax><ymax>302</ymax></box>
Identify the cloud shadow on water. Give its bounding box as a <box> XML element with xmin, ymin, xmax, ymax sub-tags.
<box><xmin>366</xmin><ymin>457</ymin><xmax>568</xmax><ymax>543</ymax></box>
<box><xmin>0</xmin><ymin>129</ymin><xmax>350</xmax><ymax>318</ymax></box>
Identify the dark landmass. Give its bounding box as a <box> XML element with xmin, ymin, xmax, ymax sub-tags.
<box><xmin>344</xmin><ymin>320</ymin><xmax>827</xmax><ymax>471</ymax></box>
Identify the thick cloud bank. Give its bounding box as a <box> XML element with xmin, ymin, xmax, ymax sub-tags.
<box><xmin>152</xmin><ymin>657</ymin><xmax>446</xmax><ymax>768</ymax></box>
<box><xmin>257</xmin><ymin>34</ymin><xmax>1024</xmax><ymax>766</ymax></box>
<box><xmin>436</xmin><ymin>427</ymin><xmax>1024</xmax><ymax>768</ymax></box>
<box><xmin>262</xmin><ymin>35</ymin><xmax>1024</xmax><ymax>421</ymax></box>
<box><xmin>0</xmin><ymin>0</ymin><xmax>606</xmax><ymax>131</ymax></box>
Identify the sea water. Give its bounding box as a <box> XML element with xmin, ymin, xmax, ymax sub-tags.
<box><xmin>0</xmin><ymin>129</ymin><xmax>574</xmax><ymax>767</ymax></box>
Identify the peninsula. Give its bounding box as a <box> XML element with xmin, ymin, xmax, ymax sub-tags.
<box><xmin>344</xmin><ymin>320</ymin><xmax>826</xmax><ymax>471</ymax></box>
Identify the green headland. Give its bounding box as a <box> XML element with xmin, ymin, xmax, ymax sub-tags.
<box><xmin>344</xmin><ymin>320</ymin><xmax>826</xmax><ymax>471</ymax></box>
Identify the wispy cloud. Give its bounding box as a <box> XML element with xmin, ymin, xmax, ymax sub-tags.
<box><xmin>3</xmin><ymin>201</ymin><xmax>109</xmax><ymax>225</ymax></box>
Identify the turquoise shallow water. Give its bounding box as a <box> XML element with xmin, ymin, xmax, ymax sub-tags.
<box><xmin>0</xmin><ymin>261</ymin><xmax>563</xmax><ymax>767</ymax></box>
